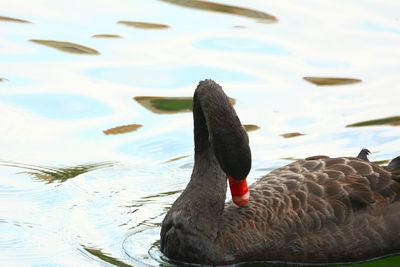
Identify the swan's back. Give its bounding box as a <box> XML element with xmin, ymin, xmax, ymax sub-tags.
<box><xmin>217</xmin><ymin>156</ymin><xmax>400</xmax><ymax>263</ymax></box>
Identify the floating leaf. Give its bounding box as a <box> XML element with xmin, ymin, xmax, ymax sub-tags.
<box><xmin>29</xmin><ymin>39</ymin><xmax>100</xmax><ymax>55</ymax></box>
<box><xmin>103</xmin><ymin>124</ymin><xmax>143</xmax><ymax>135</ymax></box>
<box><xmin>0</xmin><ymin>161</ymin><xmax>114</xmax><ymax>183</ymax></box>
<box><xmin>118</xmin><ymin>21</ymin><xmax>169</xmax><ymax>29</ymax></box>
<box><xmin>92</xmin><ymin>34</ymin><xmax>122</xmax><ymax>38</ymax></box>
<box><xmin>303</xmin><ymin>77</ymin><xmax>361</xmax><ymax>86</ymax></box>
<box><xmin>83</xmin><ymin>247</ymin><xmax>132</xmax><ymax>267</ymax></box>
<box><xmin>280</xmin><ymin>132</ymin><xmax>305</xmax><ymax>138</ymax></box>
<box><xmin>243</xmin><ymin>124</ymin><xmax>260</xmax><ymax>132</ymax></box>
<box><xmin>0</xmin><ymin>16</ymin><xmax>31</xmax><ymax>23</ymax></box>
<box><xmin>134</xmin><ymin>96</ymin><xmax>235</xmax><ymax>114</ymax></box>
<box><xmin>160</xmin><ymin>0</ymin><xmax>277</xmax><ymax>23</ymax></box>
<box><xmin>346</xmin><ymin>116</ymin><xmax>400</xmax><ymax>127</ymax></box>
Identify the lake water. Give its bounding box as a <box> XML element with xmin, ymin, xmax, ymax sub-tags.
<box><xmin>1</xmin><ymin>0</ymin><xmax>400</xmax><ymax>266</ymax></box>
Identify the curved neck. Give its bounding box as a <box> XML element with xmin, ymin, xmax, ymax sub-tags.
<box><xmin>193</xmin><ymin>80</ymin><xmax>251</xmax><ymax>179</ymax></box>
<box><xmin>161</xmin><ymin>80</ymin><xmax>251</xmax><ymax>263</ymax></box>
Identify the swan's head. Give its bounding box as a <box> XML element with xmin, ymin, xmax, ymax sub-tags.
<box><xmin>213</xmin><ymin>125</ymin><xmax>252</xmax><ymax>207</ymax></box>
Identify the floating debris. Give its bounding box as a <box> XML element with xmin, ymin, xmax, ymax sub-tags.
<box><xmin>117</xmin><ymin>21</ymin><xmax>169</xmax><ymax>29</ymax></box>
<box><xmin>303</xmin><ymin>77</ymin><xmax>362</xmax><ymax>86</ymax></box>
<box><xmin>134</xmin><ymin>96</ymin><xmax>235</xmax><ymax>114</ymax></box>
<box><xmin>92</xmin><ymin>34</ymin><xmax>122</xmax><ymax>38</ymax></box>
<box><xmin>160</xmin><ymin>0</ymin><xmax>277</xmax><ymax>23</ymax></box>
<box><xmin>0</xmin><ymin>16</ymin><xmax>31</xmax><ymax>23</ymax></box>
<box><xmin>0</xmin><ymin>77</ymin><xmax>8</xmax><ymax>82</ymax></box>
<box><xmin>243</xmin><ymin>124</ymin><xmax>260</xmax><ymax>132</ymax></box>
<box><xmin>29</xmin><ymin>39</ymin><xmax>100</xmax><ymax>55</ymax></box>
<box><xmin>0</xmin><ymin>161</ymin><xmax>114</xmax><ymax>183</ymax></box>
<box><xmin>103</xmin><ymin>124</ymin><xmax>143</xmax><ymax>135</ymax></box>
<box><xmin>346</xmin><ymin>116</ymin><xmax>400</xmax><ymax>127</ymax></box>
<box><xmin>280</xmin><ymin>132</ymin><xmax>305</xmax><ymax>138</ymax></box>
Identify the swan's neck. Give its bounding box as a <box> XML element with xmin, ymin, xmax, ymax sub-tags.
<box><xmin>160</xmin><ymin>148</ymin><xmax>227</xmax><ymax>262</ymax></box>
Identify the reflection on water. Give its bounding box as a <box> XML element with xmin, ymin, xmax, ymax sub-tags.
<box><xmin>303</xmin><ymin>77</ymin><xmax>362</xmax><ymax>86</ymax></box>
<box><xmin>347</xmin><ymin>116</ymin><xmax>400</xmax><ymax>127</ymax></box>
<box><xmin>0</xmin><ymin>15</ymin><xmax>31</xmax><ymax>23</ymax></box>
<box><xmin>84</xmin><ymin>247</ymin><xmax>132</xmax><ymax>267</ymax></box>
<box><xmin>29</xmin><ymin>40</ymin><xmax>100</xmax><ymax>55</ymax></box>
<box><xmin>92</xmin><ymin>34</ymin><xmax>122</xmax><ymax>39</ymax></box>
<box><xmin>0</xmin><ymin>161</ymin><xmax>115</xmax><ymax>183</ymax></box>
<box><xmin>103</xmin><ymin>124</ymin><xmax>143</xmax><ymax>135</ymax></box>
<box><xmin>1</xmin><ymin>0</ymin><xmax>400</xmax><ymax>266</ymax></box>
<box><xmin>118</xmin><ymin>21</ymin><xmax>170</xmax><ymax>29</ymax></box>
<box><xmin>160</xmin><ymin>0</ymin><xmax>277</xmax><ymax>23</ymax></box>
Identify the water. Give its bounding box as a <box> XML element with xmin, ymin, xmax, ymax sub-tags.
<box><xmin>1</xmin><ymin>0</ymin><xmax>400</xmax><ymax>266</ymax></box>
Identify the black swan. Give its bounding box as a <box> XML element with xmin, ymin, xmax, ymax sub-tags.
<box><xmin>160</xmin><ymin>79</ymin><xmax>400</xmax><ymax>265</ymax></box>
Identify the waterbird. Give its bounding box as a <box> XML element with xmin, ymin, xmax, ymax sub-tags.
<box><xmin>160</xmin><ymin>79</ymin><xmax>400</xmax><ymax>265</ymax></box>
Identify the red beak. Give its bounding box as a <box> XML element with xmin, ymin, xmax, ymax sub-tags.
<box><xmin>228</xmin><ymin>176</ymin><xmax>249</xmax><ymax>206</ymax></box>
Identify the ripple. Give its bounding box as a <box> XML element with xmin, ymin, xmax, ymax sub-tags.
<box><xmin>29</xmin><ymin>39</ymin><xmax>100</xmax><ymax>55</ymax></box>
<box><xmin>118</xmin><ymin>21</ymin><xmax>169</xmax><ymax>29</ymax></box>
<box><xmin>0</xmin><ymin>160</ymin><xmax>115</xmax><ymax>184</ymax></box>
<box><xmin>1</xmin><ymin>93</ymin><xmax>112</xmax><ymax>120</ymax></box>
<box><xmin>160</xmin><ymin>0</ymin><xmax>277</xmax><ymax>23</ymax></box>
<box><xmin>83</xmin><ymin>246</ymin><xmax>133</xmax><ymax>267</ymax></box>
<box><xmin>194</xmin><ymin>37</ymin><xmax>289</xmax><ymax>55</ymax></box>
<box><xmin>89</xmin><ymin>65</ymin><xmax>254</xmax><ymax>88</ymax></box>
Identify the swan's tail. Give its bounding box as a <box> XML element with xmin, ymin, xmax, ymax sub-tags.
<box><xmin>356</xmin><ymin>148</ymin><xmax>371</xmax><ymax>161</ymax></box>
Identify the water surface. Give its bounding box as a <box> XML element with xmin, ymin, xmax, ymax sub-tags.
<box><xmin>1</xmin><ymin>0</ymin><xmax>400</xmax><ymax>266</ymax></box>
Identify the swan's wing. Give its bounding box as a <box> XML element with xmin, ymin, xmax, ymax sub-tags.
<box><xmin>253</xmin><ymin>157</ymin><xmax>400</xmax><ymax>226</ymax></box>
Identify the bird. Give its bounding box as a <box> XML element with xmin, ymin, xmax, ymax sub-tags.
<box><xmin>160</xmin><ymin>79</ymin><xmax>400</xmax><ymax>265</ymax></box>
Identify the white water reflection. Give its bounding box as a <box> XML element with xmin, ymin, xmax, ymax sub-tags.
<box><xmin>1</xmin><ymin>0</ymin><xmax>400</xmax><ymax>266</ymax></box>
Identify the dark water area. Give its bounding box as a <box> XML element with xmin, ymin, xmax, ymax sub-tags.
<box><xmin>1</xmin><ymin>0</ymin><xmax>400</xmax><ymax>266</ymax></box>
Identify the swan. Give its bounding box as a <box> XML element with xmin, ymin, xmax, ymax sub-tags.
<box><xmin>160</xmin><ymin>80</ymin><xmax>400</xmax><ymax>265</ymax></box>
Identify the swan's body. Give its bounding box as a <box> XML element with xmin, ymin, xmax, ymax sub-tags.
<box><xmin>160</xmin><ymin>80</ymin><xmax>400</xmax><ymax>265</ymax></box>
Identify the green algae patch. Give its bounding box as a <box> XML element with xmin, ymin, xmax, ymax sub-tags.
<box><xmin>29</xmin><ymin>39</ymin><xmax>100</xmax><ymax>55</ymax></box>
<box><xmin>134</xmin><ymin>96</ymin><xmax>235</xmax><ymax>114</ymax></box>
